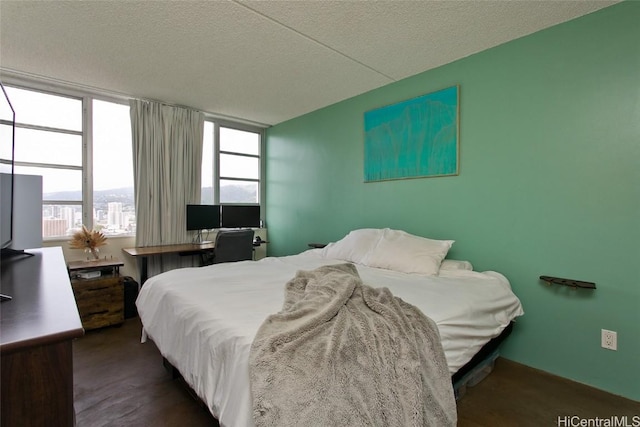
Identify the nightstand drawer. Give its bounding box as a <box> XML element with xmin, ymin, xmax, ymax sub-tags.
<box><xmin>71</xmin><ymin>275</ymin><xmax>124</xmax><ymax>330</ymax></box>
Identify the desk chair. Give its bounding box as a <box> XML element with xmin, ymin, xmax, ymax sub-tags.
<box><xmin>206</xmin><ymin>229</ymin><xmax>255</xmax><ymax>265</ymax></box>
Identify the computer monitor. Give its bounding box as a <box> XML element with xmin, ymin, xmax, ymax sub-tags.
<box><xmin>220</xmin><ymin>205</ymin><xmax>260</xmax><ymax>228</ymax></box>
<box><xmin>186</xmin><ymin>204</ymin><xmax>220</xmax><ymax>231</ymax></box>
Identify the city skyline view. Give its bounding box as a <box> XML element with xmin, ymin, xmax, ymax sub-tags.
<box><xmin>42</xmin><ymin>183</ymin><xmax>257</xmax><ymax>239</ymax></box>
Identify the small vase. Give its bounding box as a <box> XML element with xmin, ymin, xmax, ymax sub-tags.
<box><xmin>85</xmin><ymin>247</ymin><xmax>100</xmax><ymax>260</ymax></box>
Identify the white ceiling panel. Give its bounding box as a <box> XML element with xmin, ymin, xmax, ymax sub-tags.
<box><xmin>242</xmin><ymin>1</ymin><xmax>616</xmax><ymax>81</ymax></box>
<box><xmin>0</xmin><ymin>0</ymin><xmax>618</xmax><ymax>126</ymax></box>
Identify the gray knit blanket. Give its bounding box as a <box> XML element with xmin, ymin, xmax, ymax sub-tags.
<box><xmin>249</xmin><ymin>263</ymin><xmax>457</xmax><ymax>427</ymax></box>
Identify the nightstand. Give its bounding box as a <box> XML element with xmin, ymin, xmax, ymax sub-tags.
<box><xmin>67</xmin><ymin>258</ymin><xmax>125</xmax><ymax>331</ymax></box>
<box><xmin>307</xmin><ymin>243</ymin><xmax>327</xmax><ymax>249</ymax></box>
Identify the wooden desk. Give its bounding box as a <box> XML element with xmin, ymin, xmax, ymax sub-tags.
<box><xmin>1</xmin><ymin>247</ymin><xmax>84</xmax><ymax>426</ymax></box>
<box><xmin>123</xmin><ymin>243</ymin><xmax>215</xmax><ymax>284</ymax></box>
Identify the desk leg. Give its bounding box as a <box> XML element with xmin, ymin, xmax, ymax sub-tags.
<box><xmin>139</xmin><ymin>256</ymin><xmax>148</xmax><ymax>285</ymax></box>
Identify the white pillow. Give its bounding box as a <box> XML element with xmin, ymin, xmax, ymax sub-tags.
<box><xmin>440</xmin><ymin>259</ymin><xmax>473</xmax><ymax>271</ymax></box>
<box><xmin>321</xmin><ymin>229</ymin><xmax>383</xmax><ymax>263</ymax></box>
<box><xmin>363</xmin><ymin>228</ymin><xmax>454</xmax><ymax>276</ymax></box>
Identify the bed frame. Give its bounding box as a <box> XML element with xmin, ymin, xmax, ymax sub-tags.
<box><xmin>160</xmin><ymin>321</ymin><xmax>515</xmax><ymax>421</ymax></box>
<box><xmin>452</xmin><ymin>321</ymin><xmax>514</xmax><ymax>398</ymax></box>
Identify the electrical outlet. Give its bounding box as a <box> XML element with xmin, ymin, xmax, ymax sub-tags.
<box><xmin>601</xmin><ymin>329</ymin><xmax>617</xmax><ymax>351</ymax></box>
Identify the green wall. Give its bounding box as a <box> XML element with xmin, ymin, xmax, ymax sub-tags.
<box><xmin>265</xmin><ymin>2</ymin><xmax>639</xmax><ymax>400</ymax></box>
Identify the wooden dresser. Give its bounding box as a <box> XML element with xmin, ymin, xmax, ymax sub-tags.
<box><xmin>0</xmin><ymin>247</ymin><xmax>84</xmax><ymax>427</ymax></box>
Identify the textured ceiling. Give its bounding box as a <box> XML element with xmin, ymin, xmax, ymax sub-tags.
<box><xmin>0</xmin><ymin>0</ymin><xmax>617</xmax><ymax>126</ymax></box>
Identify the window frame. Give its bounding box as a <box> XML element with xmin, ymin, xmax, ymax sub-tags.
<box><xmin>6</xmin><ymin>83</ymin><xmax>88</xmax><ymax>238</ymax></box>
<box><xmin>4</xmin><ymin>75</ymin><xmax>267</xmax><ymax>240</ymax></box>
<box><xmin>1</xmin><ymin>77</ymin><xmax>134</xmax><ymax>240</ymax></box>
<box><xmin>203</xmin><ymin>118</ymin><xmax>265</xmax><ymax>217</ymax></box>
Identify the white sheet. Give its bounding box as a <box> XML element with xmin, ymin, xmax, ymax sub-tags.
<box><xmin>136</xmin><ymin>250</ymin><xmax>523</xmax><ymax>427</ymax></box>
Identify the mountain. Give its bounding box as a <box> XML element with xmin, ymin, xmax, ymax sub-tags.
<box><xmin>45</xmin><ymin>184</ymin><xmax>256</xmax><ymax>205</ymax></box>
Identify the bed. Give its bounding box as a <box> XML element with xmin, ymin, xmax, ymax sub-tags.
<box><xmin>137</xmin><ymin>228</ymin><xmax>524</xmax><ymax>426</ymax></box>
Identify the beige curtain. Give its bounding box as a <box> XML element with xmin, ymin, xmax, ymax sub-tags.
<box><xmin>130</xmin><ymin>100</ymin><xmax>204</xmax><ymax>278</ymax></box>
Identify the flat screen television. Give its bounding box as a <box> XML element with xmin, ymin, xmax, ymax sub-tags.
<box><xmin>221</xmin><ymin>205</ymin><xmax>260</xmax><ymax>228</ymax></box>
<box><xmin>186</xmin><ymin>204</ymin><xmax>221</xmax><ymax>231</ymax></box>
<box><xmin>1</xmin><ymin>82</ymin><xmax>16</xmax><ymax>252</ymax></box>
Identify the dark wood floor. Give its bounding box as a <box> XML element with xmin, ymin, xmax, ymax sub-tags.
<box><xmin>73</xmin><ymin>318</ymin><xmax>639</xmax><ymax>426</ymax></box>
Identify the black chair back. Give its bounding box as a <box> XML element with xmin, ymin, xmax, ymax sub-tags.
<box><xmin>212</xmin><ymin>229</ymin><xmax>255</xmax><ymax>264</ymax></box>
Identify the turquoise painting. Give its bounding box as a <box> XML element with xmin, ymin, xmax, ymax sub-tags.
<box><xmin>364</xmin><ymin>85</ymin><xmax>459</xmax><ymax>182</ymax></box>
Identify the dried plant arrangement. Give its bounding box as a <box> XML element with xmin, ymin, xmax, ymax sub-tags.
<box><xmin>69</xmin><ymin>225</ymin><xmax>108</xmax><ymax>260</ymax></box>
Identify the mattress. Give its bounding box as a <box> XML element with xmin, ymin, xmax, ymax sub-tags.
<box><xmin>137</xmin><ymin>250</ymin><xmax>523</xmax><ymax>427</ymax></box>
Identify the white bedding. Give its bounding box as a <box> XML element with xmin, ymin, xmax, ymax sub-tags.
<box><xmin>137</xmin><ymin>250</ymin><xmax>523</xmax><ymax>427</ymax></box>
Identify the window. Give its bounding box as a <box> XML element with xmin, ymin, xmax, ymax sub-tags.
<box><xmin>6</xmin><ymin>81</ymin><xmax>261</xmax><ymax>239</ymax></box>
<box><xmin>220</xmin><ymin>127</ymin><xmax>260</xmax><ymax>204</ymax></box>
<box><xmin>92</xmin><ymin>100</ymin><xmax>135</xmax><ymax>235</ymax></box>
<box><xmin>3</xmin><ymin>84</ymin><xmax>135</xmax><ymax>238</ymax></box>
<box><xmin>201</xmin><ymin>121</ymin><xmax>263</xmax><ymax>209</ymax></box>
<box><xmin>6</xmin><ymin>86</ymin><xmax>83</xmax><ymax>238</ymax></box>
<box><xmin>201</xmin><ymin>121</ymin><xmax>214</xmax><ymax>204</ymax></box>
